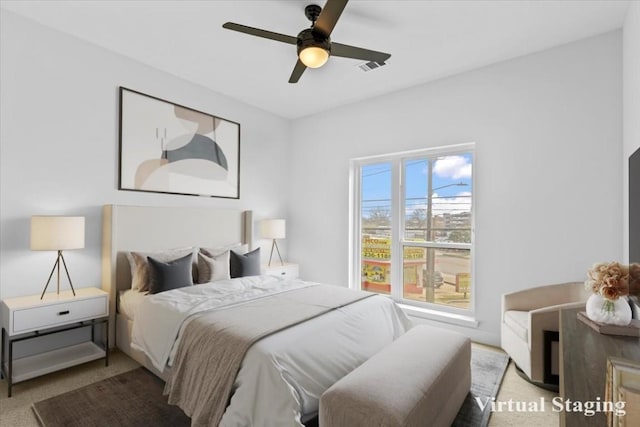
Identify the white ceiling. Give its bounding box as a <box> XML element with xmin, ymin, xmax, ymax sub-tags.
<box><xmin>1</xmin><ymin>0</ymin><xmax>630</xmax><ymax>119</ymax></box>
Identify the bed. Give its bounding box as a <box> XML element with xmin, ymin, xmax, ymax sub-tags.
<box><xmin>101</xmin><ymin>205</ymin><xmax>412</xmax><ymax>426</ymax></box>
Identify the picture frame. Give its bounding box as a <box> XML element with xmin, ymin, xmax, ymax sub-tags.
<box><xmin>605</xmin><ymin>356</ymin><xmax>640</xmax><ymax>427</ymax></box>
<box><xmin>118</xmin><ymin>87</ymin><xmax>240</xmax><ymax>199</ymax></box>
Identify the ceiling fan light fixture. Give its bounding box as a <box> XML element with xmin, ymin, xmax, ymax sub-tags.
<box><xmin>296</xmin><ymin>28</ymin><xmax>331</xmax><ymax>69</ymax></box>
<box><xmin>299</xmin><ymin>46</ymin><xmax>330</xmax><ymax>68</ymax></box>
<box><xmin>222</xmin><ymin>0</ymin><xmax>392</xmax><ymax>83</ymax></box>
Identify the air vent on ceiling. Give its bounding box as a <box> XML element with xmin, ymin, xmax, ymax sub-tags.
<box><xmin>358</xmin><ymin>61</ymin><xmax>387</xmax><ymax>72</ymax></box>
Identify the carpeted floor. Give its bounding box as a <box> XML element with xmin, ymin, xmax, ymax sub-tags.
<box><xmin>30</xmin><ymin>346</ymin><xmax>508</xmax><ymax>427</ymax></box>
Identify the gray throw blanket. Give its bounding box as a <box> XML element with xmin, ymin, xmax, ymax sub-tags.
<box><xmin>164</xmin><ymin>284</ymin><xmax>374</xmax><ymax>427</ymax></box>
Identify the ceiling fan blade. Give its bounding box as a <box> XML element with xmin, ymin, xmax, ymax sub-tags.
<box><xmin>314</xmin><ymin>0</ymin><xmax>348</xmax><ymax>37</ymax></box>
<box><xmin>289</xmin><ymin>59</ymin><xmax>307</xmax><ymax>84</ymax></box>
<box><xmin>331</xmin><ymin>42</ymin><xmax>391</xmax><ymax>63</ymax></box>
<box><xmin>222</xmin><ymin>22</ymin><xmax>297</xmax><ymax>45</ymax></box>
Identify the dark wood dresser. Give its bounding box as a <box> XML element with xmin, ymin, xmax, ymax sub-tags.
<box><xmin>559</xmin><ymin>307</ymin><xmax>640</xmax><ymax>427</ymax></box>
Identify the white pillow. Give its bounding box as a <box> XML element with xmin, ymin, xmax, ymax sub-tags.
<box><xmin>197</xmin><ymin>250</ymin><xmax>230</xmax><ymax>283</ymax></box>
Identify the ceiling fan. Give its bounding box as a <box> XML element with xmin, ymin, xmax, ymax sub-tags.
<box><xmin>222</xmin><ymin>0</ymin><xmax>391</xmax><ymax>83</ymax></box>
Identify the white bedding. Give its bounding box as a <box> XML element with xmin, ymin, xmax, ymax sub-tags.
<box><xmin>130</xmin><ymin>275</ymin><xmax>412</xmax><ymax>426</ymax></box>
<box><xmin>131</xmin><ymin>275</ymin><xmax>316</xmax><ymax>370</ymax></box>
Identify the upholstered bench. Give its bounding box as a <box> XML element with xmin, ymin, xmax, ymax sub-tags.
<box><xmin>319</xmin><ymin>324</ymin><xmax>471</xmax><ymax>427</ymax></box>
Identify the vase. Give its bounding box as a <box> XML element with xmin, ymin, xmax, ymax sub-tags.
<box><xmin>585</xmin><ymin>294</ymin><xmax>632</xmax><ymax>326</ymax></box>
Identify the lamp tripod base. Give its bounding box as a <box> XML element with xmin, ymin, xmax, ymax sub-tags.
<box><xmin>40</xmin><ymin>250</ymin><xmax>76</xmax><ymax>299</ymax></box>
<box><xmin>267</xmin><ymin>239</ymin><xmax>284</xmax><ymax>267</ymax></box>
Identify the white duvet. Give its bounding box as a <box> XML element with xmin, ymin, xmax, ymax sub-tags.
<box><xmin>131</xmin><ymin>275</ymin><xmax>412</xmax><ymax>426</ymax></box>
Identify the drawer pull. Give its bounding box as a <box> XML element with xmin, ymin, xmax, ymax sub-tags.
<box><xmin>58</xmin><ymin>310</ymin><xmax>70</xmax><ymax>316</ymax></box>
<box><xmin>281</xmin><ymin>272</ymin><xmax>286</xmax><ymax>275</ymax></box>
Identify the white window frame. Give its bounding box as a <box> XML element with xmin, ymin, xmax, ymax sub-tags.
<box><xmin>349</xmin><ymin>143</ymin><xmax>476</xmax><ymax>319</ymax></box>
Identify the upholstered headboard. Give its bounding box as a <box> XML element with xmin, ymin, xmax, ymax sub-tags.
<box><xmin>101</xmin><ymin>204</ymin><xmax>252</xmax><ymax>344</ymax></box>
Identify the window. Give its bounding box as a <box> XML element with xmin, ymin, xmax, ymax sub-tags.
<box><xmin>352</xmin><ymin>144</ymin><xmax>474</xmax><ymax>314</ymax></box>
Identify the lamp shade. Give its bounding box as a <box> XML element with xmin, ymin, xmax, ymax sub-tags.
<box><xmin>30</xmin><ymin>216</ymin><xmax>85</xmax><ymax>250</ymax></box>
<box><xmin>259</xmin><ymin>219</ymin><xmax>286</xmax><ymax>240</ymax></box>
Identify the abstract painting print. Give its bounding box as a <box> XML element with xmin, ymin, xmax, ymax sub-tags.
<box><xmin>119</xmin><ymin>87</ymin><xmax>240</xmax><ymax>198</ymax></box>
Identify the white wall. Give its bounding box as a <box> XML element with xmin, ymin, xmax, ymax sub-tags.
<box><xmin>289</xmin><ymin>32</ymin><xmax>622</xmax><ymax>345</ymax></box>
<box><xmin>0</xmin><ymin>11</ymin><xmax>292</xmax><ymax>300</ymax></box>
<box><xmin>623</xmin><ymin>1</ymin><xmax>640</xmax><ymax>264</ymax></box>
<box><xmin>0</xmin><ymin>10</ymin><xmax>627</xmax><ymax>347</ymax></box>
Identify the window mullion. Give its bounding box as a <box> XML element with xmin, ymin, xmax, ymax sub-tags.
<box><xmin>349</xmin><ymin>160</ymin><xmax>361</xmax><ymax>290</ymax></box>
<box><xmin>390</xmin><ymin>159</ymin><xmax>403</xmax><ymax>302</ymax></box>
<box><xmin>399</xmin><ymin>240</ymin><xmax>471</xmax><ymax>250</ymax></box>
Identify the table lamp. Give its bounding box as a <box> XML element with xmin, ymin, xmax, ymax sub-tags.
<box><xmin>259</xmin><ymin>219</ymin><xmax>286</xmax><ymax>266</ymax></box>
<box><xmin>30</xmin><ymin>216</ymin><xmax>85</xmax><ymax>299</ymax></box>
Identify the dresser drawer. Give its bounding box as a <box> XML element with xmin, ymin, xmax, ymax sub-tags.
<box><xmin>12</xmin><ymin>296</ymin><xmax>107</xmax><ymax>334</ymax></box>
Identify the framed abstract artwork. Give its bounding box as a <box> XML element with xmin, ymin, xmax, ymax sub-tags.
<box><xmin>118</xmin><ymin>87</ymin><xmax>240</xmax><ymax>198</ymax></box>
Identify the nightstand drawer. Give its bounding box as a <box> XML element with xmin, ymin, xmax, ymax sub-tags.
<box><xmin>263</xmin><ymin>263</ymin><xmax>299</xmax><ymax>279</ymax></box>
<box><xmin>12</xmin><ymin>297</ymin><xmax>107</xmax><ymax>334</ymax></box>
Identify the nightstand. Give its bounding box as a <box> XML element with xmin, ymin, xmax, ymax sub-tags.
<box><xmin>263</xmin><ymin>262</ymin><xmax>299</xmax><ymax>279</ymax></box>
<box><xmin>0</xmin><ymin>287</ymin><xmax>109</xmax><ymax>397</ymax></box>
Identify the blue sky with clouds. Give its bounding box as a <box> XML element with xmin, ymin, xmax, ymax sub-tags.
<box><xmin>362</xmin><ymin>153</ymin><xmax>473</xmax><ymax>217</ymax></box>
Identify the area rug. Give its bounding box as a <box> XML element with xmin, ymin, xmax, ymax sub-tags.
<box><xmin>33</xmin><ymin>346</ymin><xmax>508</xmax><ymax>427</ymax></box>
<box><xmin>32</xmin><ymin>368</ymin><xmax>189</xmax><ymax>427</ymax></box>
<box><xmin>452</xmin><ymin>346</ymin><xmax>510</xmax><ymax>427</ymax></box>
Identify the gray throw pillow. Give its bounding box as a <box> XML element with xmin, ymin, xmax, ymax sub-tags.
<box><xmin>126</xmin><ymin>247</ymin><xmax>194</xmax><ymax>292</ymax></box>
<box><xmin>147</xmin><ymin>254</ymin><xmax>194</xmax><ymax>294</ymax></box>
<box><xmin>230</xmin><ymin>248</ymin><xmax>261</xmax><ymax>278</ymax></box>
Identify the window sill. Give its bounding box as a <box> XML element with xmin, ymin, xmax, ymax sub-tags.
<box><xmin>399</xmin><ymin>303</ymin><xmax>479</xmax><ymax>328</ymax></box>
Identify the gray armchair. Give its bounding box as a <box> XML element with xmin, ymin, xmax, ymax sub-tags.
<box><xmin>501</xmin><ymin>282</ymin><xmax>590</xmax><ymax>384</ymax></box>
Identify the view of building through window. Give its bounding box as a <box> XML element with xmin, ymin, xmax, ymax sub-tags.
<box><xmin>358</xmin><ymin>150</ymin><xmax>473</xmax><ymax>310</ymax></box>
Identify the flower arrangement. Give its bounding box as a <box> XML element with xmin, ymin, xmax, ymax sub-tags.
<box><xmin>585</xmin><ymin>261</ymin><xmax>629</xmax><ymax>303</ymax></box>
<box><xmin>584</xmin><ymin>262</ymin><xmax>639</xmax><ymax>325</ymax></box>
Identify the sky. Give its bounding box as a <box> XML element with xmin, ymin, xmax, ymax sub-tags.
<box><xmin>361</xmin><ymin>153</ymin><xmax>473</xmax><ymax>218</ymax></box>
